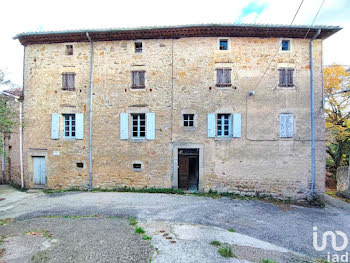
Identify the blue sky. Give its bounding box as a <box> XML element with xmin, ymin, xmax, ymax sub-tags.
<box><xmin>1</xmin><ymin>0</ymin><xmax>349</xmax><ymax>85</ymax></box>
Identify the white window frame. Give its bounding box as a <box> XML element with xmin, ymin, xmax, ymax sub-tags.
<box><xmin>63</xmin><ymin>114</ymin><xmax>76</xmax><ymax>139</ymax></box>
<box><xmin>217</xmin><ymin>113</ymin><xmax>231</xmax><ymax>137</ymax></box>
<box><xmin>131</xmin><ymin>113</ymin><xmax>146</xmax><ymax>139</ymax></box>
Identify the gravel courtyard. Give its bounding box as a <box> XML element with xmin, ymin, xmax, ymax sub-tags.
<box><xmin>0</xmin><ymin>185</ymin><xmax>349</xmax><ymax>262</ymax></box>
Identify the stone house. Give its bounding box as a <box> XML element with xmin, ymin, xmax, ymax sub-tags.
<box><xmin>12</xmin><ymin>24</ymin><xmax>341</xmax><ymax>199</ymax></box>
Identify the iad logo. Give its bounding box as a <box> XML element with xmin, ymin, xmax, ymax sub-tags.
<box><xmin>313</xmin><ymin>226</ymin><xmax>349</xmax><ymax>262</ymax></box>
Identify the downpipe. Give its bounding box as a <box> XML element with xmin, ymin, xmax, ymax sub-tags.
<box><xmin>86</xmin><ymin>32</ymin><xmax>94</xmax><ymax>191</ymax></box>
<box><xmin>310</xmin><ymin>29</ymin><xmax>321</xmax><ymax>196</ymax></box>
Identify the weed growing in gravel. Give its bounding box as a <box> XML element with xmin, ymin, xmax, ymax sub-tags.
<box><xmin>0</xmin><ymin>248</ymin><xmax>5</xmax><ymax>258</ymax></box>
<box><xmin>228</xmin><ymin>228</ymin><xmax>236</xmax><ymax>232</ymax></box>
<box><xmin>142</xmin><ymin>235</ymin><xmax>152</xmax><ymax>240</ymax></box>
<box><xmin>135</xmin><ymin>227</ymin><xmax>145</xmax><ymax>234</ymax></box>
<box><xmin>129</xmin><ymin>217</ymin><xmax>137</xmax><ymax>226</ymax></box>
<box><xmin>218</xmin><ymin>246</ymin><xmax>235</xmax><ymax>258</ymax></box>
<box><xmin>262</xmin><ymin>259</ymin><xmax>277</xmax><ymax>263</ymax></box>
<box><xmin>210</xmin><ymin>241</ymin><xmax>221</xmax><ymax>246</ymax></box>
<box><xmin>0</xmin><ymin>218</ymin><xmax>13</xmax><ymax>226</ymax></box>
<box><xmin>0</xmin><ymin>236</ymin><xmax>6</xmax><ymax>246</ymax></box>
<box><xmin>25</xmin><ymin>230</ymin><xmax>53</xmax><ymax>239</ymax></box>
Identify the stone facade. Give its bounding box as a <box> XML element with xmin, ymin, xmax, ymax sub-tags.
<box><xmin>17</xmin><ymin>27</ymin><xmax>329</xmax><ymax>199</ymax></box>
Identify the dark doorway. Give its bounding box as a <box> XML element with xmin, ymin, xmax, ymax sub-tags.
<box><xmin>178</xmin><ymin>148</ymin><xmax>199</xmax><ymax>191</ymax></box>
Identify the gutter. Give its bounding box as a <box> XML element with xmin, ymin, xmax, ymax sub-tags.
<box><xmin>1</xmin><ymin>91</ymin><xmax>24</xmax><ymax>188</ymax></box>
<box><xmin>310</xmin><ymin>29</ymin><xmax>321</xmax><ymax>196</ymax></box>
<box><xmin>86</xmin><ymin>32</ymin><xmax>94</xmax><ymax>191</ymax></box>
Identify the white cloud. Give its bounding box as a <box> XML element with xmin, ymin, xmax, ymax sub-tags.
<box><xmin>0</xmin><ymin>0</ymin><xmax>348</xmax><ymax>85</ymax></box>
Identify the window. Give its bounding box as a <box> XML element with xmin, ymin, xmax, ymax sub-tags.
<box><xmin>216</xmin><ymin>69</ymin><xmax>231</xmax><ymax>87</ymax></box>
<box><xmin>66</xmin><ymin>45</ymin><xmax>73</xmax><ymax>55</ymax></box>
<box><xmin>217</xmin><ymin>114</ymin><xmax>231</xmax><ymax>137</ymax></box>
<box><xmin>281</xmin><ymin>40</ymin><xmax>290</xmax><ymax>51</ymax></box>
<box><xmin>280</xmin><ymin>113</ymin><xmax>294</xmax><ymax>138</ymax></box>
<box><xmin>219</xmin><ymin>39</ymin><xmax>228</xmax><ymax>50</ymax></box>
<box><xmin>278</xmin><ymin>68</ymin><xmax>294</xmax><ymax>87</ymax></box>
<box><xmin>62</xmin><ymin>73</ymin><xmax>75</xmax><ymax>91</ymax></box>
<box><xmin>76</xmin><ymin>162</ymin><xmax>84</xmax><ymax>168</ymax></box>
<box><xmin>183</xmin><ymin>114</ymin><xmax>194</xmax><ymax>127</ymax></box>
<box><xmin>132</xmin><ymin>113</ymin><xmax>146</xmax><ymax>138</ymax></box>
<box><xmin>63</xmin><ymin>114</ymin><xmax>76</xmax><ymax>138</ymax></box>
<box><xmin>131</xmin><ymin>71</ymin><xmax>145</xmax><ymax>89</ymax></box>
<box><xmin>135</xmin><ymin>42</ymin><xmax>142</xmax><ymax>53</ymax></box>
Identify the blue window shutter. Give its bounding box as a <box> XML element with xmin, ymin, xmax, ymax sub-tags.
<box><xmin>233</xmin><ymin>113</ymin><xmax>242</xmax><ymax>138</ymax></box>
<box><xmin>51</xmin><ymin>113</ymin><xmax>59</xmax><ymax>139</ymax></box>
<box><xmin>280</xmin><ymin>114</ymin><xmax>287</xmax><ymax>138</ymax></box>
<box><xmin>75</xmin><ymin>113</ymin><xmax>84</xmax><ymax>139</ymax></box>
<box><xmin>207</xmin><ymin>113</ymin><xmax>216</xmax><ymax>138</ymax></box>
<box><xmin>120</xmin><ymin>113</ymin><xmax>129</xmax><ymax>140</ymax></box>
<box><xmin>146</xmin><ymin>112</ymin><xmax>155</xmax><ymax>140</ymax></box>
<box><xmin>287</xmin><ymin>114</ymin><xmax>294</xmax><ymax>137</ymax></box>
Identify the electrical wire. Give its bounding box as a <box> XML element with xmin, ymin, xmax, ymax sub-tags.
<box><xmin>253</xmin><ymin>0</ymin><xmax>305</xmax><ymax>91</ymax></box>
<box><xmin>304</xmin><ymin>0</ymin><xmax>326</xmax><ymax>39</ymax></box>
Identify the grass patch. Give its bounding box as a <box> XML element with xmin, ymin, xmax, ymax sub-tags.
<box><xmin>210</xmin><ymin>240</ymin><xmax>221</xmax><ymax>246</ymax></box>
<box><xmin>0</xmin><ymin>248</ymin><xmax>5</xmax><ymax>257</ymax></box>
<box><xmin>326</xmin><ymin>190</ymin><xmax>350</xmax><ymax>204</ymax></box>
<box><xmin>43</xmin><ymin>187</ymin><xmax>86</xmax><ymax>194</ymax></box>
<box><xmin>228</xmin><ymin>228</ymin><xmax>236</xmax><ymax>233</ymax></box>
<box><xmin>218</xmin><ymin>246</ymin><xmax>235</xmax><ymax>258</ymax></box>
<box><xmin>262</xmin><ymin>259</ymin><xmax>277</xmax><ymax>263</ymax></box>
<box><xmin>92</xmin><ymin>187</ymin><xmax>185</xmax><ymax>195</ymax></box>
<box><xmin>142</xmin><ymin>235</ymin><xmax>152</xmax><ymax>240</ymax></box>
<box><xmin>0</xmin><ymin>236</ymin><xmax>6</xmax><ymax>246</ymax></box>
<box><xmin>135</xmin><ymin>227</ymin><xmax>145</xmax><ymax>234</ymax></box>
<box><xmin>0</xmin><ymin>218</ymin><xmax>13</xmax><ymax>226</ymax></box>
<box><xmin>44</xmin><ymin>214</ymin><xmax>100</xmax><ymax>219</ymax></box>
<box><xmin>129</xmin><ymin>217</ymin><xmax>137</xmax><ymax>226</ymax></box>
<box><xmin>25</xmin><ymin>230</ymin><xmax>53</xmax><ymax>239</ymax></box>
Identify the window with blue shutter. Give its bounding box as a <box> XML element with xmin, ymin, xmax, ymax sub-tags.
<box><xmin>280</xmin><ymin>113</ymin><xmax>294</xmax><ymax>138</ymax></box>
<box><xmin>146</xmin><ymin>112</ymin><xmax>155</xmax><ymax>140</ymax></box>
<box><xmin>120</xmin><ymin>113</ymin><xmax>129</xmax><ymax>140</ymax></box>
<box><xmin>217</xmin><ymin>114</ymin><xmax>231</xmax><ymax>137</ymax></box>
<box><xmin>63</xmin><ymin>114</ymin><xmax>76</xmax><ymax>138</ymax></box>
<box><xmin>233</xmin><ymin>113</ymin><xmax>242</xmax><ymax>138</ymax></box>
<box><xmin>51</xmin><ymin>113</ymin><xmax>59</xmax><ymax>139</ymax></box>
<box><xmin>75</xmin><ymin>113</ymin><xmax>84</xmax><ymax>140</ymax></box>
<box><xmin>207</xmin><ymin>113</ymin><xmax>216</xmax><ymax>138</ymax></box>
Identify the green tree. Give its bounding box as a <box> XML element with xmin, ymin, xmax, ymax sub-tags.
<box><xmin>324</xmin><ymin>65</ymin><xmax>350</xmax><ymax>182</ymax></box>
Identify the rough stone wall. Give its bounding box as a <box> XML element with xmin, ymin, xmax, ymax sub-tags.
<box><xmin>22</xmin><ymin>36</ymin><xmax>325</xmax><ymax>199</ymax></box>
<box><xmin>336</xmin><ymin>166</ymin><xmax>350</xmax><ymax>192</ymax></box>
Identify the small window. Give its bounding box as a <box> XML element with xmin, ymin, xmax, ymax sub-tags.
<box><xmin>280</xmin><ymin>113</ymin><xmax>294</xmax><ymax>138</ymax></box>
<box><xmin>219</xmin><ymin>39</ymin><xmax>228</xmax><ymax>50</ymax></box>
<box><xmin>132</xmin><ymin>113</ymin><xmax>146</xmax><ymax>138</ymax></box>
<box><xmin>62</xmin><ymin>73</ymin><xmax>75</xmax><ymax>91</ymax></box>
<box><xmin>135</xmin><ymin>42</ymin><xmax>142</xmax><ymax>53</ymax></box>
<box><xmin>217</xmin><ymin>114</ymin><xmax>231</xmax><ymax>137</ymax></box>
<box><xmin>183</xmin><ymin>114</ymin><xmax>194</xmax><ymax>127</ymax></box>
<box><xmin>132</xmin><ymin>162</ymin><xmax>143</xmax><ymax>171</ymax></box>
<box><xmin>131</xmin><ymin>71</ymin><xmax>145</xmax><ymax>89</ymax></box>
<box><xmin>281</xmin><ymin>40</ymin><xmax>290</xmax><ymax>51</ymax></box>
<box><xmin>216</xmin><ymin>69</ymin><xmax>232</xmax><ymax>87</ymax></box>
<box><xmin>76</xmin><ymin>162</ymin><xmax>84</xmax><ymax>168</ymax></box>
<box><xmin>66</xmin><ymin>45</ymin><xmax>73</xmax><ymax>55</ymax></box>
<box><xmin>63</xmin><ymin>114</ymin><xmax>76</xmax><ymax>138</ymax></box>
<box><xmin>278</xmin><ymin>68</ymin><xmax>294</xmax><ymax>87</ymax></box>
<box><xmin>133</xmin><ymin>163</ymin><xmax>141</xmax><ymax>169</ymax></box>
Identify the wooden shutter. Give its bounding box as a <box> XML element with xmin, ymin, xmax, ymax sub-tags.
<box><xmin>216</xmin><ymin>69</ymin><xmax>223</xmax><ymax>84</ymax></box>
<box><xmin>146</xmin><ymin>112</ymin><xmax>155</xmax><ymax>140</ymax></box>
<box><xmin>287</xmin><ymin>69</ymin><xmax>294</xmax><ymax>87</ymax></box>
<box><xmin>139</xmin><ymin>72</ymin><xmax>145</xmax><ymax>87</ymax></box>
<box><xmin>75</xmin><ymin>113</ymin><xmax>84</xmax><ymax>140</ymax></box>
<box><xmin>224</xmin><ymin>69</ymin><xmax>231</xmax><ymax>84</ymax></box>
<box><xmin>51</xmin><ymin>113</ymin><xmax>59</xmax><ymax>139</ymax></box>
<box><xmin>233</xmin><ymin>113</ymin><xmax>242</xmax><ymax>138</ymax></box>
<box><xmin>280</xmin><ymin>113</ymin><xmax>294</xmax><ymax>138</ymax></box>
<box><xmin>279</xmin><ymin>69</ymin><xmax>286</xmax><ymax>87</ymax></box>
<box><xmin>120</xmin><ymin>113</ymin><xmax>129</xmax><ymax>140</ymax></box>
<box><xmin>207</xmin><ymin>113</ymin><xmax>216</xmax><ymax>138</ymax></box>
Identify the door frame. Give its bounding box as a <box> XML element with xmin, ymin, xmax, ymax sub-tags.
<box><xmin>172</xmin><ymin>143</ymin><xmax>203</xmax><ymax>191</ymax></box>
<box><xmin>28</xmin><ymin>149</ymin><xmax>48</xmax><ymax>188</ymax></box>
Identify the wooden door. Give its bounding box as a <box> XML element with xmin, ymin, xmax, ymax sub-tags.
<box><xmin>33</xmin><ymin>157</ymin><xmax>46</xmax><ymax>185</ymax></box>
<box><xmin>178</xmin><ymin>156</ymin><xmax>189</xmax><ymax>189</ymax></box>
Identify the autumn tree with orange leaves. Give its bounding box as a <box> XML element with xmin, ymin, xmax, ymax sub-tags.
<box><xmin>324</xmin><ymin>65</ymin><xmax>350</xmax><ymax>182</ymax></box>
